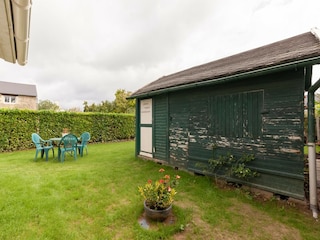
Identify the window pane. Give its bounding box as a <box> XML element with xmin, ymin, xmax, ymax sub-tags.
<box><xmin>4</xmin><ymin>95</ymin><xmax>16</xmax><ymax>104</ymax></box>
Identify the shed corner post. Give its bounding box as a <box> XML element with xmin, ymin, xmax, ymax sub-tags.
<box><xmin>135</xmin><ymin>98</ymin><xmax>141</xmax><ymax>157</ymax></box>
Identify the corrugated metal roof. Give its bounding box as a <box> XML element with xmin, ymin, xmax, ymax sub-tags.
<box><xmin>0</xmin><ymin>81</ymin><xmax>37</xmax><ymax>96</ymax></box>
<box><xmin>130</xmin><ymin>30</ymin><xmax>320</xmax><ymax>98</ymax></box>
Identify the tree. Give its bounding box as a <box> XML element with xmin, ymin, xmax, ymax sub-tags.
<box><xmin>99</xmin><ymin>100</ymin><xmax>114</xmax><ymax>112</ymax></box>
<box><xmin>83</xmin><ymin>101</ymin><xmax>113</xmax><ymax>112</ymax></box>
<box><xmin>38</xmin><ymin>100</ymin><xmax>60</xmax><ymax>111</ymax></box>
<box><xmin>83</xmin><ymin>89</ymin><xmax>135</xmax><ymax>113</ymax></box>
<box><xmin>83</xmin><ymin>101</ymin><xmax>94</xmax><ymax>112</ymax></box>
<box><xmin>67</xmin><ymin>107</ymin><xmax>82</xmax><ymax>112</ymax></box>
<box><xmin>113</xmin><ymin>89</ymin><xmax>135</xmax><ymax>113</ymax></box>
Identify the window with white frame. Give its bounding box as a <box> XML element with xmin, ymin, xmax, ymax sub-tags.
<box><xmin>4</xmin><ymin>95</ymin><xmax>16</xmax><ymax>104</ymax></box>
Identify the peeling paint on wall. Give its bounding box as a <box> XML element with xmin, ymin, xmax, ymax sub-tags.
<box><xmin>152</xmin><ymin>69</ymin><xmax>305</xmax><ymax>199</ymax></box>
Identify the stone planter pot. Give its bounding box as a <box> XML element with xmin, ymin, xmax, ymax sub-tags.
<box><xmin>144</xmin><ymin>201</ymin><xmax>172</xmax><ymax>222</ymax></box>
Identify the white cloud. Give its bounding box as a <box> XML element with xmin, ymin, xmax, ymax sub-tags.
<box><xmin>1</xmin><ymin>0</ymin><xmax>320</xmax><ymax>110</ymax></box>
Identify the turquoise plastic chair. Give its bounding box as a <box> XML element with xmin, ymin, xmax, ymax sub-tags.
<box><xmin>77</xmin><ymin>132</ymin><xmax>90</xmax><ymax>157</ymax></box>
<box><xmin>58</xmin><ymin>134</ymin><xmax>78</xmax><ymax>162</ymax></box>
<box><xmin>31</xmin><ymin>133</ymin><xmax>54</xmax><ymax>161</ymax></box>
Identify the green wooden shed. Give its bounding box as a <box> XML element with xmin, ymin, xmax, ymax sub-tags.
<box><xmin>129</xmin><ymin>30</ymin><xmax>320</xmax><ymax>201</ymax></box>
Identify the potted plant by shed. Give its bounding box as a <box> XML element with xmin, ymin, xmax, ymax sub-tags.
<box><xmin>138</xmin><ymin>168</ymin><xmax>180</xmax><ymax>221</ymax></box>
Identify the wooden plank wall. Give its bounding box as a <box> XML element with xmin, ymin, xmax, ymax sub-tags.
<box><xmin>152</xmin><ymin>68</ymin><xmax>306</xmax><ymax>199</ymax></box>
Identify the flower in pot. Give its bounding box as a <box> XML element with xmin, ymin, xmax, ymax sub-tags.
<box><xmin>138</xmin><ymin>168</ymin><xmax>180</xmax><ymax>221</ymax></box>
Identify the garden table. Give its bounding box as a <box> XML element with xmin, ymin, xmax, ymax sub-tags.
<box><xmin>50</xmin><ymin>136</ymin><xmax>81</xmax><ymax>161</ymax></box>
<box><xmin>50</xmin><ymin>137</ymin><xmax>80</xmax><ymax>144</ymax></box>
<box><xmin>49</xmin><ymin>137</ymin><xmax>61</xmax><ymax>146</ymax></box>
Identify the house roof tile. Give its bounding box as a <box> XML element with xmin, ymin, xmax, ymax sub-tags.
<box><xmin>130</xmin><ymin>30</ymin><xmax>320</xmax><ymax>98</ymax></box>
<box><xmin>0</xmin><ymin>81</ymin><xmax>37</xmax><ymax>97</ymax></box>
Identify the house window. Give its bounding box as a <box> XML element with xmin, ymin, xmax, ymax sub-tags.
<box><xmin>4</xmin><ymin>95</ymin><xmax>16</xmax><ymax>104</ymax></box>
<box><xmin>209</xmin><ymin>90</ymin><xmax>264</xmax><ymax>139</ymax></box>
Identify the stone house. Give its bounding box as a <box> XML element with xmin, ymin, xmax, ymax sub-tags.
<box><xmin>0</xmin><ymin>81</ymin><xmax>37</xmax><ymax>110</ymax></box>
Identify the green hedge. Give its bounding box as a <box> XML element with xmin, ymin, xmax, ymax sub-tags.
<box><xmin>0</xmin><ymin>109</ymin><xmax>135</xmax><ymax>152</ymax></box>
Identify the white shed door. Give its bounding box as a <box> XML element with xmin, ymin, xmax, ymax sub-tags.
<box><xmin>140</xmin><ymin>99</ymin><xmax>153</xmax><ymax>158</ymax></box>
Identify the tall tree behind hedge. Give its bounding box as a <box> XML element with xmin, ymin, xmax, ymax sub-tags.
<box><xmin>113</xmin><ymin>89</ymin><xmax>135</xmax><ymax>113</ymax></box>
<box><xmin>83</xmin><ymin>89</ymin><xmax>135</xmax><ymax>113</ymax></box>
<box><xmin>38</xmin><ymin>100</ymin><xmax>60</xmax><ymax>111</ymax></box>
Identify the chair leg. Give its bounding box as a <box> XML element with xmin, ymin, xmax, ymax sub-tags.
<box><xmin>58</xmin><ymin>149</ymin><xmax>61</xmax><ymax>161</ymax></box>
<box><xmin>78</xmin><ymin>147</ymin><xmax>83</xmax><ymax>157</ymax></box>
<box><xmin>35</xmin><ymin>150</ymin><xmax>39</xmax><ymax>161</ymax></box>
<box><xmin>59</xmin><ymin>149</ymin><xmax>64</xmax><ymax>162</ymax></box>
<box><xmin>44</xmin><ymin>149</ymin><xmax>49</xmax><ymax>161</ymax></box>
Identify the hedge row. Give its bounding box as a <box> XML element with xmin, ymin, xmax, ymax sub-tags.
<box><xmin>0</xmin><ymin>109</ymin><xmax>135</xmax><ymax>152</ymax></box>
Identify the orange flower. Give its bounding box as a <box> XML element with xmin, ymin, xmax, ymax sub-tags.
<box><xmin>138</xmin><ymin>168</ymin><xmax>181</xmax><ymax>210</ymax></box>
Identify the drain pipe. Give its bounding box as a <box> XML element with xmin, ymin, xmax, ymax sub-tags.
<box><xmin>308</xmin><ymin>76</ymin><xmax>320</xmax><ymax>219</ymax></box>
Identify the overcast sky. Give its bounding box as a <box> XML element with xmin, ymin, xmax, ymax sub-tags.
<box><xmin>1</xmin><ymin>0</ymin><xmax>320</xmax><ymax>110</ymax></box>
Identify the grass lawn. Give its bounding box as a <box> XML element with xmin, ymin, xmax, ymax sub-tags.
<box><xmin>0</xmin><ymin>141</ymin><xmax>319</xmax><ymax>240</ymax></box>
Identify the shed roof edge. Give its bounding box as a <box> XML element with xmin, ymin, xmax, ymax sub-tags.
<box><xmin>128</xmin><ymin>56</ymin><xmax>320</xmax><ymax>99</ymax></box>
<box><xmin>311</xmin><ymin>27</ymin><xmax>320</xmax><ymax>42</ymax></box>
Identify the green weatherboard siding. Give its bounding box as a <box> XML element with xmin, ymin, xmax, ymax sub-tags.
<box><xmin>150</xmin><ymin>68</ymin><xmax>305</xmax><ymax>199</ymax></box>
<box><xmin>153</xmin><ymin>94</ymin><xmax>169</xmax><ymax>161</ymax></box>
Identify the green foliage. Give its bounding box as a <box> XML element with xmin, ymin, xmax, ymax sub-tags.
<box><xmin>83</xmin><ymin>89</ymin><xmax>135</xmax><ymax>113</ymax></box>
<box><xmin>208</xmin><ymin>150</ymin><xmax>259</xmax><ymax>180</ymax></box>
<box><xmin>113</xmin><ymin>89</ymin><xmax>135</xmax><ymax>113</ymax></box>
<box><xmin>38</xmin><ymin>99</ymin><xmax>60</xmax><ymax>111</ymax></box>
<box><xmin>315</xmin><ymin>102</ymin><xmax>320</xmax><ymax>117</ymax></box>
<box><xmin>0</xmin><ymin>142</ymin><xmax>318</xmax><ymax>239</ymax></box>
<box><xmin>0</xmin><ymin>109</ymin><xmax>135</xmax><ymax>152</ymax></box>
<box><xmin>138</xmin><ymin>168</ymin><xmax>181</xmax><ymax>210</ymax></box>
<box><xmin>83</xmin><ymin>100</ymin><xmax>114</xmax><ymax>112</ymax></box>
<box><xmin>0</xmin><ymin>142</ymin><xmax>190</xmax><ymax>239</ymax></box>
<box><xmin>315</xmin><ymin>93</ymin><xmax>320</xmax><ymax>117</ymax></box>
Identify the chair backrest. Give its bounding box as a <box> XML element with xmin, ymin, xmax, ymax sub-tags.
<box><xmin>59</xmin><ymin>134</ymin><xmax>78</xmax><ymax>150</ymax></box>
<box><xmin>31</xmin><ymin>133</ymin><xmax>42</xmax><ymax>149</ymax></box>
<box><xmin>80</xmin><ymin>132</ymin><xmax>90</xmax><ymax>146</ymax></box>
